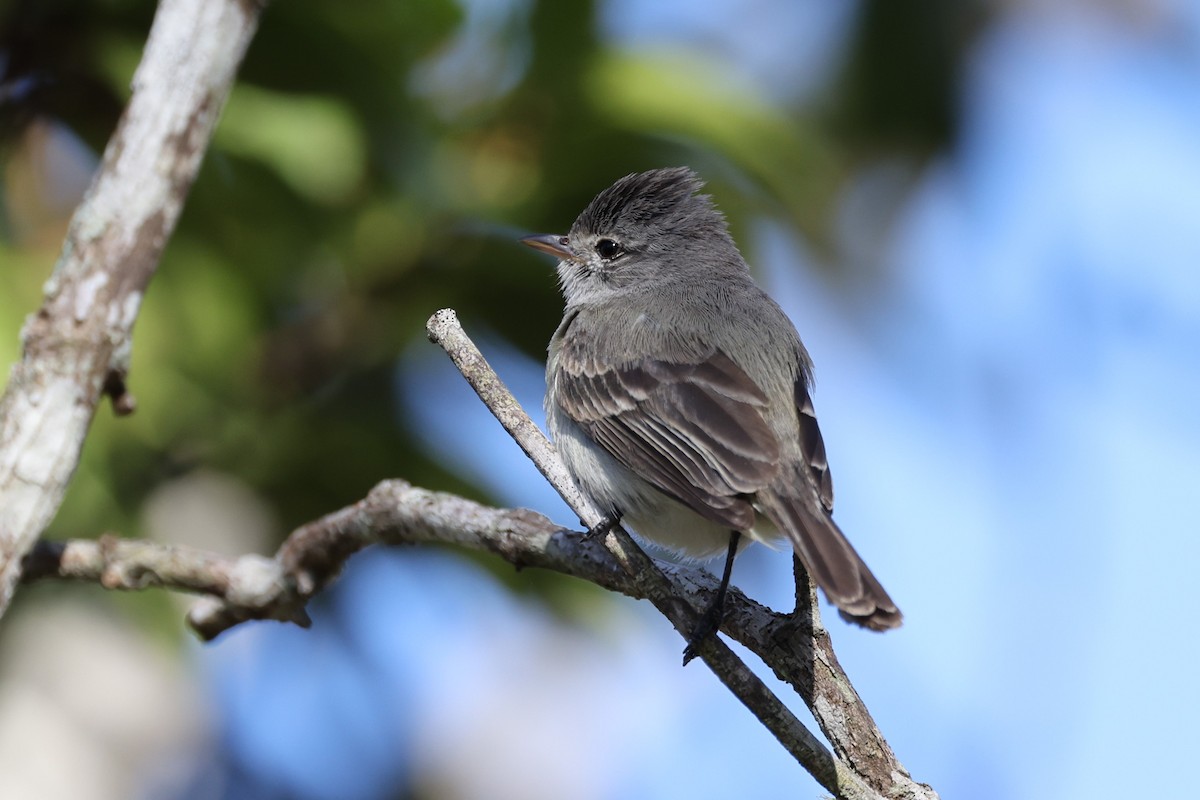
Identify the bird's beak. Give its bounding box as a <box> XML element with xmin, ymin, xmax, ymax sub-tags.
<box><xmin>520</xmin><ymin>233</ymin><xmax>574</xmax><ymax>260</ymax></box>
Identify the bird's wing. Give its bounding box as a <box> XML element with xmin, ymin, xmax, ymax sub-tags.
<box><xmin>554</xmin><ymin>348</ymin><xmax>781</xmax><ymax>530</ymax></box>
<box><xmin>794</xmin><ymin>378</ymin><xmax>834</xmax><ymax>513</ymax></box>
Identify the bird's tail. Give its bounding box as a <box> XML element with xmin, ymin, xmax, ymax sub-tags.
<box><xmin>757</xmin><ymin>480</ymin><xmax>902</xmax><ymax>631</ymax></box>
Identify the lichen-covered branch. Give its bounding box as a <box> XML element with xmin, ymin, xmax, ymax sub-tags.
<box><xmin>0</xmin><ymin>0</ymin><xmax>264</xmax><ymax>621</ymax></box>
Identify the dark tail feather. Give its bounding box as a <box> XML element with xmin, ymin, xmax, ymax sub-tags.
<box><xmin>757</xmin><ymin>485</ymin><xmax>902</xmax><ymax>631</ymax></box>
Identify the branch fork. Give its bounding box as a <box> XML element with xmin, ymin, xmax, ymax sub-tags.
<box><xmin>0</xmin><ymin>2</ymin><xmax>934</xmax><ymax>788</ymax></box>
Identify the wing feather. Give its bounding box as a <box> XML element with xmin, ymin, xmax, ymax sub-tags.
<box><xmin>555</xmin><ymin>349</ymin><xmax>780</xmax><ymax>530</ymax></box>
<box><xmin>794</xmin><ymin>377</ymin><xmax>834</xmax><ymax>513</ymax></box>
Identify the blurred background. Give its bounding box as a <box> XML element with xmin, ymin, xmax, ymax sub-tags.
<box><xmin>2</xmin><ymin>0</ymin><xmax>1199</xmax><ymax>797</ymax></box>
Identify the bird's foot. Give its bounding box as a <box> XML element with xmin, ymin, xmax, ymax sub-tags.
<box><xmin>681</xmin><ymin>598</ymin><xmax>727</xmax><ymax>666</ymax></box>
<box><xmin>583</xmin><ymin>511</ymin><xmax>622</xmax><ymax>540</ymax></box>
<box><xmin>682</xmin><ymin>531</ymin><xmax>739</xmax><ymax>665</ymax></box>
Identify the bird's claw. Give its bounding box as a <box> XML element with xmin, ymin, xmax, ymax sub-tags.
<box><xmin>584</xmin><ymin>511</ymin><xmax>622</xmax><ymax>540</ymax></box>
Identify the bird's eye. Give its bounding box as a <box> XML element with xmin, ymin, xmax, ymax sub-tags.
<box><xmin>596</xmin><ymin>239</ymin><xmax>623</xmax><ymax>260</ymax></box>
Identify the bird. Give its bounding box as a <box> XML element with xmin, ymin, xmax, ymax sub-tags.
<box><xmin>521</xmin><ymin>167</ymin><xmax>900</xmax><ymax>658</ymax></box>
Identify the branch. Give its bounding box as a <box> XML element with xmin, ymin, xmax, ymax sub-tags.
<box><xmin>23</xmin><ymin>482</ymin><xmax>932</xmax><ymax>799</ymax></box>
<box><xmin>21</xmin><ymin>307</ymin><xmax>934</xmax><ymax>799</ymax></box>
<box><xmin>22</xmin><ymin>535</ymin><xmax>297</xmax><ymax>618</ymax></box>
<box><xmin>425</xmin><ymin>309</ymin><xmax>860</xmax><ymax>795</ymax></box>
<box><xmin>0</xmin><ymin>0</ymin><xmax>265</xmax><ymax>620</ymax></box>
<box><xmin>425</xmin><ymin>309</ymin><xmax>934</xmax><ymax>800</ymax></box>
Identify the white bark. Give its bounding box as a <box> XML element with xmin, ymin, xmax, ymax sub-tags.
<box><xmin>0</xmin><ymin>0</ymin><xmax>263</xmax><ymax>619</ymax></box>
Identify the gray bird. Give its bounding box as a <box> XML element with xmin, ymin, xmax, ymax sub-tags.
<box><xmin>522</xmin><ymin>167</ymin><xmax>900</xmax><ymax>656</ymax></box>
